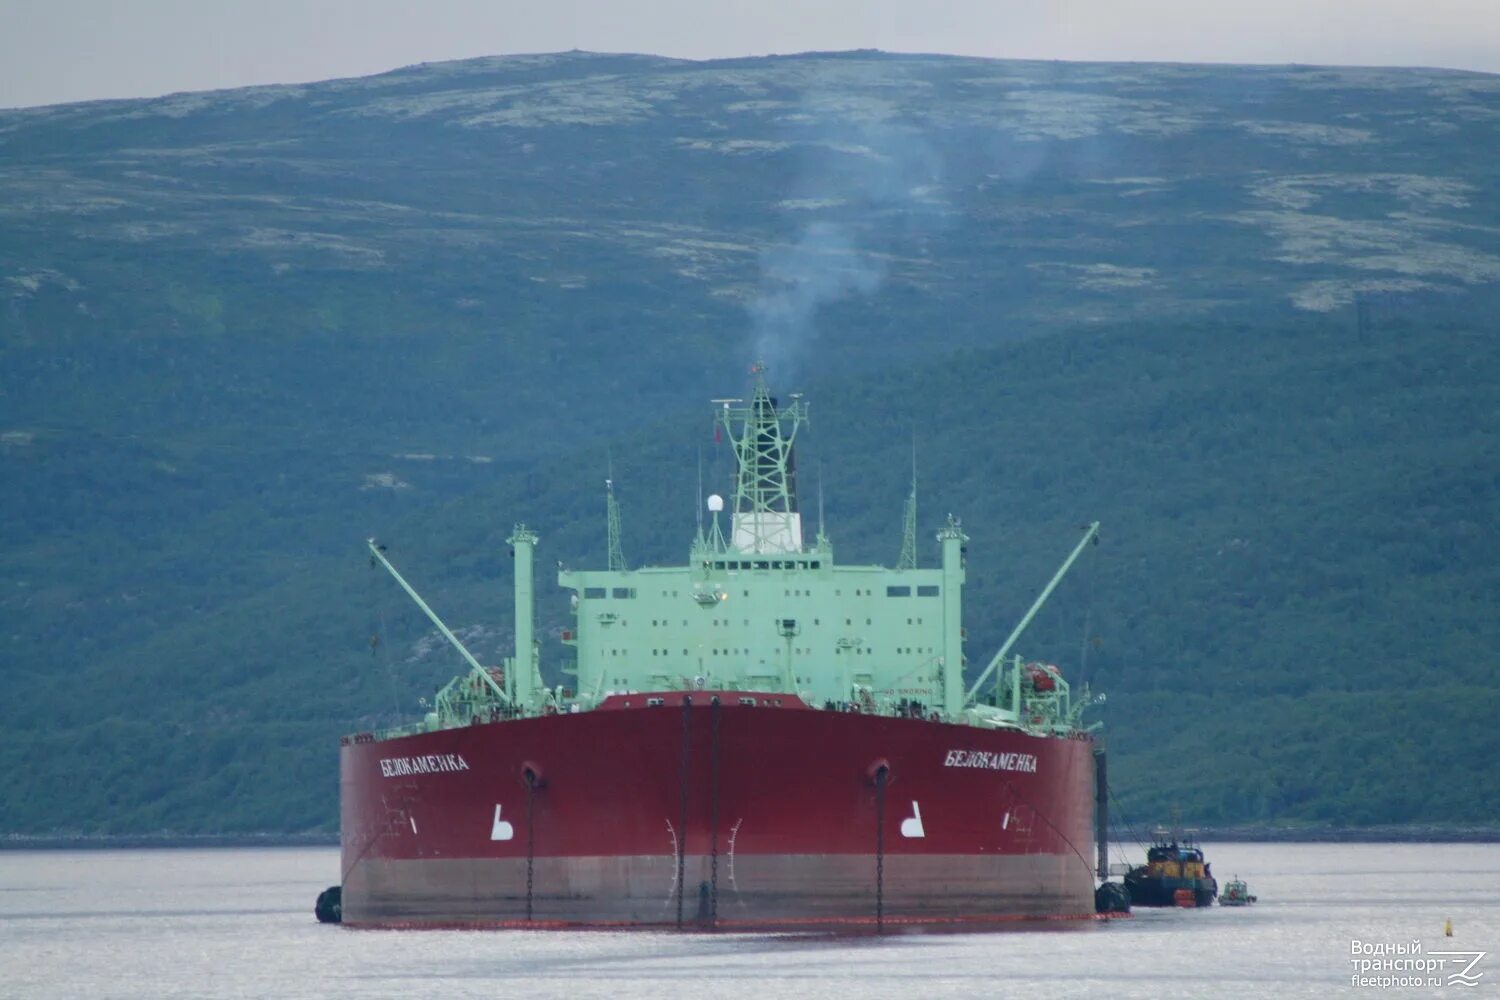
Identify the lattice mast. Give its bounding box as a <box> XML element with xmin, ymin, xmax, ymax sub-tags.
<box><xmin>717</xmin><ymin>363</ymin><xmax>808</xmax><ymax>554</ymax></box>
<box><xmin>606</xmin><ymin>477</ymin><xmax>626</xmax><ymax>572</ymax></box>
<box><xmin>897</xmin><ymin>444</ymin><xmax>918</xmax><ymax>570</ymax></box>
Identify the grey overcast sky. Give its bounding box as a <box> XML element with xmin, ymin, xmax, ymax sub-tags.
<box><xmin>2</xmin><ymin>0</ymin><xmax>1497</xmax><ymax>109</ymax></box>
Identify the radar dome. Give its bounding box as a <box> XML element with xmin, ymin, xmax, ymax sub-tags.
<box><xmin>707</xmin><ymin>494</ymin><xmax>724</xmax><ymax>512</ymax></box>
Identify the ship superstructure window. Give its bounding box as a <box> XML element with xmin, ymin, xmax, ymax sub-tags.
<box><xmin>585</xmin><ymin>587</ymin><xmax>606</xmax><ymax>599</ymax></box>
<box><xmin>918</xmin><ymin>585</ymin><xmax>939</xmax><ymax>597</ymax></box>
<box><xmin>612</xmin><ymin>588</ymin><xmax>636</xmax><ymax>599</ymax></box>
<box><xmin>887</xmin><ymin>586</ymin><xmax>911</xmax><ymax>597</ymax></box>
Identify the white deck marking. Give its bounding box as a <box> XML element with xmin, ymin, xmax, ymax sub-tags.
<box><xmin>727</xmin><ymin>818</ymin><xmax>743</xmax><ymax>890</ymax></box>
<box><xmin>900</xmin><ymin>801</ymin><xmax>926</xmax><ymax>838</ymax></box>
<box><xmin>490</xmin><ymin>804</ymin><xmax>515</xmax><ymax>841</ymax></box>
<box><xmin>409</xmin><ymin>815</ymin><xmax>418</xmax><ymax>834</ymax></box>
<box><xmin>662</xmin><ymin>818</ymin><xmax>679</xmax><ymax>909</ymax></box>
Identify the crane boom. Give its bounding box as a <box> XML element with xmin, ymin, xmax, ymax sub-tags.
<box><xmin>965</xmin><ymin>521</ymin><xmax>1100</xmax><ymax>705</ymax></box>
<box><xmin>367</xmin><ymin>538</ymin><xmax>510</xmax><ymax>704</ymax></box>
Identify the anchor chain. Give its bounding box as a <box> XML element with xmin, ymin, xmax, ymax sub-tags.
<box><xmin>708</xmin><ymin>695</ymin><xmax>721</xmax><ymax>928</ymax></box>
<box><xmin>676</xmin><ymin>695</ymin><xmax>692</xmax><ymax>929</ymax></box>
<box><xmin>525</xmin><ymin>769</ymin><xmax>536</xmax><ymax>922</ymax></box>
<box><xmin>875</xmin><ymin>764</ymin><xmax>887</xmax><ymax>933</ymax></box>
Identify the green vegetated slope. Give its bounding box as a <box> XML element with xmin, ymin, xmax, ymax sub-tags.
<box><xmin>4</xmin><ymin>309</ymin><xmax>1496</xmax><ymax>834</ymax></box>
<box><xmin>2</xmin><ymin>51</ymin><xmax>1498</xmax><ymax>833</ymax></box>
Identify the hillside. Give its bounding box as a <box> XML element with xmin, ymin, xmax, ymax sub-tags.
<box><xmin>1</xmin><ymin>51</ymin><xmax>1497</xmax><ymax>834</ymax></box>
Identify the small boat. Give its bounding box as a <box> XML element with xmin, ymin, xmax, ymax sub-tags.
<box><xmin>1123</xmin><ymin>820</ymin><xmax>1218</xmax><ymax>908</ymax></box>
<box><xmin>1219</xmin><ymin>878</ymin><xmax>1256</xmax><ymax>906</ymax></box>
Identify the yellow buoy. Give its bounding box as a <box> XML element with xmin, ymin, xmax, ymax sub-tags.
<box><xmin>1445</xmin><ymin>918</ymin><xmax>1454</xmax><ymax>937</ymax></box>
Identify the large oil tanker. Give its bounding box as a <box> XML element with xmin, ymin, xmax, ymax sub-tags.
<box><xmin>338</xmin><ymin>366</ymin><xmax>1108</xmax><ymax>929</ymax></box>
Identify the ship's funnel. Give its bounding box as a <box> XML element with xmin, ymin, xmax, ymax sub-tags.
<box><xmin>717</xmin><ymin>364</ymin><xmax>806</xmax><ymax>554</ymax></box>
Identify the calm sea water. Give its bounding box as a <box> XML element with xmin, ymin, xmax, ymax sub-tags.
<box><xmin>0</xmin><ymin>843</ymin><xmax>1494</xmax><ymax>999</ymax></box>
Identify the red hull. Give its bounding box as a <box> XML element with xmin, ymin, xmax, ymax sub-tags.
<box><xmin>339</xmin><ymin>694</ymin><xmax>1098</xmax><ymax>928</ymax></box>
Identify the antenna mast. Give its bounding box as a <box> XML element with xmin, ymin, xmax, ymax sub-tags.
<box><xmin>606</xmin><ymin>476</ymin><xmax>626</xmax><ymax>572</ymax></box>
<box><xmin>817</xmin><ymin>461</ymin><xmax>826</xmax><ymax>543</ymax></box>
<box><xmin>897</xmin><ymin>438</ymin><xmax>917</xmax><ymax>569</ymax></box>
<box><xmin>696</xmin><ymin>448</ymin><xmax>705</xmax><ymax>538</ymax></box>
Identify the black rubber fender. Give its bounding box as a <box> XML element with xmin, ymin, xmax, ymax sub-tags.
<box><xmin>1095</xmin><ymin>881</ymin><xmax>1131</xmax><ymax>914</ymax></box>
<box><xmin>315</xmin><ymin>885</ymin><xmax>342</xmax><ymax>924</ymax></box>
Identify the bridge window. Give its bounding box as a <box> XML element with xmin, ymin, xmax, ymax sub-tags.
<box><xmin>584</xmin><ymin>587</ymin><xmax>606</xmax><ymax>599</ymax></box>
<box><xmin>918</xmin><ymin>585</ymin><xmax>939</xmax><ymax>597</ymax></box>
<box><xmin>886</xmin><ymin>586</ymin><xmax>911</xmax><ymax>597</ymax></box>
<box><xmin>612</xmin><ymin>587</ymin><xmax>635</xmax><ymax>599</ymax></box>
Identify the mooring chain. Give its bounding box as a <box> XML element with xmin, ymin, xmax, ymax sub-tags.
<box><xmin>524</xmin><ymin>769</ymin><xmax>536</xmax><ymax>922</ymax></box>
<box><xmin>876</xmin><ymin>775</ymin><xmax>885</xmax><ymax>932</ymax></box>
<box><xmin>708</xmin><ymin>695</ymin><xmax>721</xmax><ymax>928</ymax></box>
<box><xmin>676</xmin><ymin>695</ymin><xmax>692</xmax><ymax>929</ymax></box>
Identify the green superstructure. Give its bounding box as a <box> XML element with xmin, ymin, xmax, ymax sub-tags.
<box><xmin>368</xmin><ymin>364</ymin><xmax>1101</xmax><ymax>737</ymax></box>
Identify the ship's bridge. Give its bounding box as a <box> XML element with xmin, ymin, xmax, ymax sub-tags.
<box><xmin>559</xmin><ymin>367</ymin><xmax>967</xmax><ymax>716</ymax></box>
<box><xmin>559</xmin><ymin>553</ymin><xmax>952</xmax><ymax>711</ymax></box>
